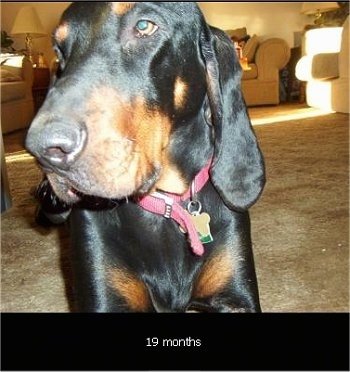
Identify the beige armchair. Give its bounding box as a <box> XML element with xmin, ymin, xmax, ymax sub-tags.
<box><xmin>241</xmin><ymin>38</ymin><xmax>291</xmax><ymax>106</ymax></box>
<box><xmin>295</xmin><ymin>16</ymin><xmax>349</xmax><ymax>113</ymax></box>
<box><xmin>225</xmin><ymin>27</ymin><xmax>290</xmax><ymax>107</ymax></box>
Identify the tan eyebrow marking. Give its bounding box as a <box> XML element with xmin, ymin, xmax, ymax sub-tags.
<box><xmin>111</xmin><ymin>2</ymin><xmax>135</xmax><ymax>16</ymax></box>
<box><xmin>55</xmin><ymin>22</ymin><xmax>69</xmax><ymax>43</ymax></box>
<box><xmin>174</xmin><ymin>77</ymin><xmax>188</xmax><ymax>111</ymax></box>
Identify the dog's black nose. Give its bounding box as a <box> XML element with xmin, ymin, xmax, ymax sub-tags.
<box><xmin>26</xmin><ymin>120</ymin><xmax>87</xmax><ymax>170</ymax></box>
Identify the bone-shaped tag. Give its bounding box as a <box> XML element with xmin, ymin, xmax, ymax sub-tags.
<box><xmin>190</xmin><ymin>212</ymin><xmax>213</xmax><ymax>244</ymax></box>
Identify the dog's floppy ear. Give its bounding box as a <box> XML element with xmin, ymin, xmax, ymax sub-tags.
<box><xmin>200</xmin><ymin>26</ymin><xmax>265</xmax><ymax>211</ymax></box>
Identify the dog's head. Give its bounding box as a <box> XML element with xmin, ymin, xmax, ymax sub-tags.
<box><xmin>26</xmin><ymin>2</ymin><xmax>264</xmax><ymax>210</ymax></box>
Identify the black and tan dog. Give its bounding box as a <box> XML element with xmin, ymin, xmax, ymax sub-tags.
<box><xmin>26</xmin><ymin>2</ymin><xmax>265</xmax><ymax>312</ymax></box>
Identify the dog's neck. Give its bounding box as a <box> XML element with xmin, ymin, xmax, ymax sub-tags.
<box><xmin>156</xmin><ymin>158</ymin><xmax>212</xmax><ymax>202</ymax></box>
<box><xmin>155</xmin><ymin>98</ymin><xmax>214</xmax><ymax>195</ymax></box>
<box><xmin>137</xmin><ymin>158</ymin><xmax>212</xmax><ymax>256</ymax></box>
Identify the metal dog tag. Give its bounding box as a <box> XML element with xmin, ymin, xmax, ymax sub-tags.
<box><xmin>190</xmin><ymin>212</ymin><xmax>213</xmax><ymax>244</ymax></box>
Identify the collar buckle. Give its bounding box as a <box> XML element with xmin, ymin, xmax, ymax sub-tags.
<box><xmin>152</xmin><ymin>192</ymin><xmax>173</xmax><ymax>218</ymax></box>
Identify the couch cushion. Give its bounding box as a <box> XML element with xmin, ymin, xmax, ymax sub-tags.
<box><xmin>312</xmin><ymin>53</ymin><xmax>339</xmax><ymax>80</ymax></box>
<box><xmin>242</xmin><ymin>64</ymin><xmax>258</xmax><ymax>80</ymax></box>
<box><xmin>1</xmin><ymin>68</ymin><xmax>22</xmax><ymax>82</ymax></box>
<box><xmin>243</xmin><ymin>34</ymin><xmax>259</xmax><ymax>63</ymax></box>
<box><xmin>339</xmin><ymin>16</ymin><xmax>349</xmax><ymax>78</ymax></box>
<box><xmin>1</xmin><ymin>81</ymin><xmax>27</xmax><ymax>103</ymax></box>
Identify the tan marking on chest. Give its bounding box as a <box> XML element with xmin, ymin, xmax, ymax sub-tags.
<box><xmin>108</xmin><ymin>267</ymin><xmax>150</xmax><ymax>312</ymax></box>
<box><xmin>111</xmin><ymin>2</ymin><xmax>135</xmax><ymax>16</ymax></box>
<box><xmin>193</xmin><ymin>248</ymin><xmax>234</xmax><ymax>298</ymax></box>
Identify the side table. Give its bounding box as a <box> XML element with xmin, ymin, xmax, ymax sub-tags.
<box><xmin>32</xmin><ymin>67</ymin><xmax>50</xmax><ymax>113</ymax></box>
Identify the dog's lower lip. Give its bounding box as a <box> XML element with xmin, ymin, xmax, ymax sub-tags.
<box><xmin>64</xmin><ymin>181</ymin><xmax>83</xmax><ymax>197</ymax></box>
<box><xmin>36</xmin><ymin>158</ymin><xmax>55</xmax><ymax>173</ymax></box>
<box><xmin>41</xmin><ymin>167</ymin><xmax>54</xmax><ymax>174</ymax></box>
<box><xmin>67</xmin><ymin>187</ymin><xmax>80</xmax><ymax>198</ymax></box>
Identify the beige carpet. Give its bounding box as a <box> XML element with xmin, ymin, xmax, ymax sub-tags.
<box><xmin>1</xmin><ymin>111</ymin><xmax>349</xmax><ymax>312</ymax></box>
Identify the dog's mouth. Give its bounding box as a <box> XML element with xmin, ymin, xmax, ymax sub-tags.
<box><xmin>46</xmin><ymin>173</ymin><xmax>83</xmax><ymax>204</ymax></box>
<box><xmin>45</xmin><ymin>164</ymin><xmax>161</xmax><ymax>205</ymax></box>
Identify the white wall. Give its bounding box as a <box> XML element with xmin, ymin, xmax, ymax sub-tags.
<box><xmin>198</xmin><ymin>2</ymin><xmax>310</xmax><ymax>47</ymax></box>
<box><xmin>1</xmin><ymin>1</ymin><xmax>311</xmax><ymax>63</ymax></box>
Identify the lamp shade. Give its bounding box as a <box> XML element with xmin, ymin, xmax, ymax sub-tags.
<box><xmin>10</xmin><ymin>6</ymin><xmax>47</xmax><ymax>37</ymax></box>
<box><xmin>301</xmin><ymin>2</ymin><xmax>340</xmax><ymax>15</ymax></box>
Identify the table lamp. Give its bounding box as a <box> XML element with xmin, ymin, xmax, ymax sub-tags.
<box><xmin>10</xmin><ymin>6</ymin><xmax>47</xmax><ymax>64</ymax></box>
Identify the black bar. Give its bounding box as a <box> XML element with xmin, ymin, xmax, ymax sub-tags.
<box><xmin>1</xmin><ymin>313</ymin><xmax>349</xmax><ymax>371</ymax></box>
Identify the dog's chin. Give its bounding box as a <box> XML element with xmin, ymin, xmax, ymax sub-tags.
<box><xmin>46</xmin><ymin>167</ymin><xmax>161</xmax><ymax>205</ymax></box>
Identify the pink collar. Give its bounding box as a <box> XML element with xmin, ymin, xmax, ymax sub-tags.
<box><xmin>137</xmin><ymin>159</ymin><xmax>212</xmax><ymax>256</ymax></box>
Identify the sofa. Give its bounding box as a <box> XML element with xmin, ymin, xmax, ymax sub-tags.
<box><xmin>1</xmin><ymin>54</ymin><xmax>35</xmax><ymax>134</ymax></box>
<box><xmin>295</xmin><ymin>16</ymin><xmax>349</xmax><ymax>113</ymax></box>
<box><xmin>226</xmin><ymin>27</ymin><xmax>291</xmax><ymax>106</ymax></box>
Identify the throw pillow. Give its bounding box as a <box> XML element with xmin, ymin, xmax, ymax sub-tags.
<box><xmin>243</xmin><ymin>34</ymin><xmax>259</xmax><ymax>63</ymax></box>
<box><xmin>225</xmin><ymin>27</ymin><xmax>247</xmax><ymax>42</ymax></box>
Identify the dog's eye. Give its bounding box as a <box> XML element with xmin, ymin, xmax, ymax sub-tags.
<box><xmin>135</xmin><ymin>20</ymin><xmax>158</xmax><ymax>37</ymax></box>
<box><xmin>53</xmin><ymin>45</ymin><xmax>66</xmax><ymax>73</ymax></box>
